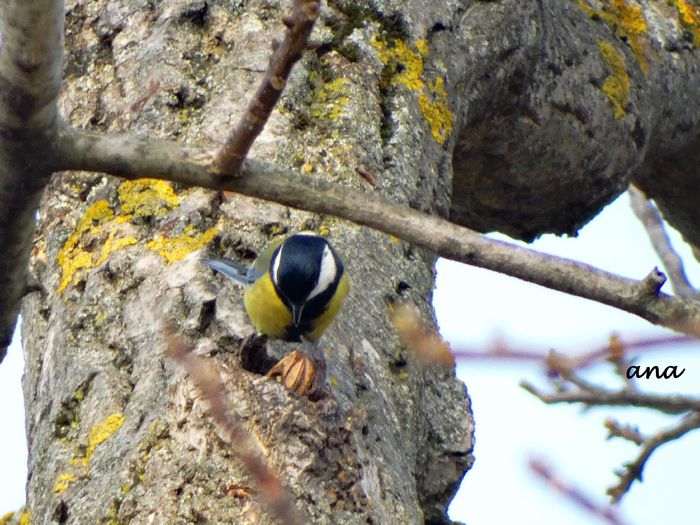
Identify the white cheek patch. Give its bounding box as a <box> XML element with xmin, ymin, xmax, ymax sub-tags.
<box><xmin>307</xmin><ymin>245</ymin><xmax>337</xmax><ymax>301</ymax></box>
<box><xmin>272</xmin><ymin>244</ymin><xmax>283</xmax><ymax>286</ymax></box>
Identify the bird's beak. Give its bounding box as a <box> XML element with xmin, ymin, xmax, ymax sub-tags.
<box><xmin>291</xmin><ymin>303</ymin><xmax>304</xmax><ymax>327</ymax></box>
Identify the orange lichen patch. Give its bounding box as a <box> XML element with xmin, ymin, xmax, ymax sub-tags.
<box><xmin>671</xmin><ymin>0</ymin><xmax>700</xmax><ymax>44</ymax></box>
<box><xmin>57</xmin><ymin>200</ymin><xmax>137</xmax><ymax>293</ymax></box>
<box><xmin>372</xmin><ymin>36</ymin><xmax>453</xmax><ymax>144</ymax></box>
<box><xmin>146</xmin><ymin>225</ymin><xmax>218</xmax><ymax>264</ymax></box>
<box><xmin>598</xmin><ymin>40</ymin><xmax>630</xmax><ymax>118</ymax></box>
<box><xmin>579</xmin><ymin>0</ymin><xmax>649</xmax><ymax>74</ymax></box>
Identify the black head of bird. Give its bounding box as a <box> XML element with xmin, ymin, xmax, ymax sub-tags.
<box><xmin>204</xmin><ymin>232</ymin><xmax>349</xmax><ymax>343</ymax></box>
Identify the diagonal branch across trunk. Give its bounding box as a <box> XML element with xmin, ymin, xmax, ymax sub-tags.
<box><xmin>53</xmin><ymin>124</ymin><xmax>700</xmax><ymax>340</ymax></box>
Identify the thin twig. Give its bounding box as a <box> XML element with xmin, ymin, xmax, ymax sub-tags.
<box><xmin>629</xmin><ymin>185</ymin><xmax>696</xmax><ymax>299</ymax></box>
<box><xmin>449</xmin><ymin>334</ymin><xmax>696</xmax><ymax>373</ymax></box>
<box><xmin>53</xmin><ymin>125</ymin><xmax>700</xmax><ymax>339</ymax></box>
<box><xmin>520</xmin><ymin>381</ymin><xmax>700</xmax><ymax>415</ymax></box>
<box><xmin>166</xmin><ymin>326</ymin><xmax>306</xmax><ymax>525</ymax></box>
<box><xmin>528</xmin><ymin>458</ymin><xmax>632</xmax><ymax>525</ymax></box>
<box><xmin>607</xmin><ymin>412</ymin><xmax>700</xmax><ymax>502</ymax></box>
<box><xmin>604</xmin><ymin>419</ymin><xmax>645</xmax><ymax>445</ymax></box>
<box><xmin>557</xmin><ymin>369</ymin><xmax>602</xmax><ymax>393</ymax></box>
<box><xmin>524</xmin><ymin>350</ymin><xmax>700</xmax><ymax>502</ymax></box>
<box><xmin>215</xmin><ymin>0</ymin><xmax>320</xmax><ymax>174</ymax></box>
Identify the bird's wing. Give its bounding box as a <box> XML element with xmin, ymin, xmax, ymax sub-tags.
<box><xmin>249</xmin><ymin>236</ymin><xmax>286</xmax><ymax>282</ymax></box>
<box><xmin>204</xmin><ymin>236</ymin><xmax>286</xmax><ymax>286</ymax></box>
<box><xmin>202</xmin><ymin>257</ymin><xmax>253</xmax><ymax>286</ymax></box>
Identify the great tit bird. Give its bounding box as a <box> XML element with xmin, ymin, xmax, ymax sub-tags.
<box><xmin>203</xmin><ymin>233</ymin><xmax>349</xmax><ymax>343</ymax></box>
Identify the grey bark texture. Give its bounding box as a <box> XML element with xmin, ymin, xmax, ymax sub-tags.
<box><xmin>11</xmin><ymin>0</ymin><xmax>700</xmax><ymax>523</ymax></box>
<box><xmin>21</xmin><ymin>0</ymin><xmax>473</xmax><ymax>523</ymax></box>
<box><xmin>451</xmin><ymin>0</ymin><xmax>700</xmax><ymax>243</ymax></box>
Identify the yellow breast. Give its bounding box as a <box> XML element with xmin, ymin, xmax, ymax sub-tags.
<box><xmin>243</xmin><ymin>272</ymin><xmax>350</xmax><ymax>342</ymax></box>
<box><xmin>243</xmin><ymin>273</ymin><xmax>293</xmax><ymax>340</ymax></box>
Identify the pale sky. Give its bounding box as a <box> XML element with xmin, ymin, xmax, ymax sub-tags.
<box><xmin>1</xmin><ymin>193</ymin><xmax>699</xmax><ymax>524</ymax></box>
<box><xmin>438</xmin><ymin>193</ymin><xmax>700</xmax><ymax>525</ymax></box>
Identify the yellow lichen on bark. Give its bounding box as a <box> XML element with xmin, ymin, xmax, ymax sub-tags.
<box><xmin>117</xmin><ymin>179</ymin><xmax>179</xmax><ymax>218</ymax></box>
<box><xmin>57</xmin><ymin>178</ymin><xmax>215</xmax><ymax>291</ymax></box>
<box><xmin>372</xmin><ymin>36</ymin><xmax>427</xmax><ymax>90</ymax></box>
<box><xmin>52</xmin><ymin>472</ymin><xmax>76</xmax><ymax>494</ymax></box>
<box><xmin>0</xmin><ymin>513</ymin><xmax>14</xmax><ymax>525</ymax></box>
<box><xmin>78</xmin><ymin>413</ymin><xmax>126</xmax><ymax>474</ymax></box>
<box><xmin>95</xmin><ymin>229</ymin><xmax>138</xmax><ymax>267</ymax></box>
<box><xmin>309</xmin><ymin>76</ymin><xmax>351</xmax><ymax>121</ymax></box>
<box><xmin>18</xmin><ymin>511</ymin><xmax>30</xmax><ymax>525</ymax></box>
<box><xmin>671</xmin><ymin>0</ymin><xmax>700</xmax><ymax>44</ymax></box>
<box><xmin>85</xmin><ymin>413</ymin><xmax>126</xmax><ymax>463</ymax></box>
<box><xmin>418</xmin><ymin>77</ymin><xmax>453</xmax><ymax>143</ymax></box>
<box><xmin>372</xmin><ymin>36</ymin><xmax>453</xmax><ymax>144</ymax></box>
<box><xmin>56</xmin><ymin>200</ymin><xmax>136</xmax><ymax>293</ymax></box>
<box><xmin>598</xmin><ymin>40</ymin><xmax>630</xmax><ymax>119</ymax></box>
<box><xmin>579</xmin><ymin>0</ymin><xmax>649</xmax><ymax>73</ymax></box>
<box><xmin>147</xmin><ymin>226</ymin><xmax>218</xmax><ymax>264</ymax></box>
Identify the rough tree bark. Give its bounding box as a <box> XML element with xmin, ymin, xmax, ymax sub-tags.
<box><xmin>22</xmin><ymin>0</ymin><xmax>474</xmax><ymax>523</ymax></box>
<box><xmin>450</xmin><ymin>0</ymin><xmax>700</xmax><ymax>243</ymax></box>
<box><xmin>7</xmin><ymin>0</ymin><xmax>700</xmax><ymax>523</ymax></box>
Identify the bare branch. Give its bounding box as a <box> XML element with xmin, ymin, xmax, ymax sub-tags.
<box><xmin>53</xmin><ymin>124</ymin><xmax>700</xmax><ymax>340</ymax></box>
<box><xmin>629</xmin><ymin>185</ymin><xmax>696</xmax><ymax>299</ymax></box>
<box><xmin>607</xmin><ymin>412</ymin><xmax>700</xmax><ymax>503</ymax></box>
<box><xmin>166</xmin><ymin>326</ymin><xmax>306</xmax><ymax>525</ymax></box>
<box><xmin>215</xmin><ymin>0</ymin><xmax>320</xmax><ymax>174</ymax></box>
<box><xmin>0</xmin><ymin>0</ymin><xmax>65</xmax><ymax>361</ymax></box>
<box><xmin>638</xmin><ymin>267</ymin><xmax>667</xmax><ymax>296</ymax></box>
<box><xmin>520</xmin><ymin>381</ymin><xmax>700</xmax><ymax>415</ymax></box>
<box><xmin>529</xmin><ymin>458</ymin><xmax>631</xmax><ymax>525</ymax></box>
<box><xmin>0</xmin><ymin>0</ymin><xmax>64</xmax><ymax>130</ymax></box>
<box><xmin>450</xmin><ymin>332</ymin><xmax>695</xmax><ymax>386</ymax></box>
<box><xmin>604</xmin><ymin>419</ymin><xmax>645</xmax><ymax>446</ymax></box>
<box><xmin>523</xmin><ymin>338</ymin><xmax>700</xmax><ymax>502</ymax></box>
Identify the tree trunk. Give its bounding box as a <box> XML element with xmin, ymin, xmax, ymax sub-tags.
<box><xmin>17</xmin><ymin>0</ymin><xmax>700</xmax><ymax>522</ymax></box>
<box><xmin>21</xmin><ymin>0</ymin><xmax>473</xmax><ymax>523</ymax></box>
<box><xmin>449</xmin><ymin>0</ymin><xmax>700</xmax><ymax>244</ymax></box>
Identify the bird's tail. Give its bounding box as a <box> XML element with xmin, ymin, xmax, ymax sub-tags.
<box><xmin>202</xmin><ymin>257</ymin><xmax>253</xmax><ymax>286</ymax></box>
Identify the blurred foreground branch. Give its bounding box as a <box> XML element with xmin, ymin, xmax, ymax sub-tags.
<box><xmin>391</xmin><ymin>306</ymin><xmax>700</xmax><ymax>503</ymax></box>
<box><xmin>528</xmin><ymin>458</ymin><xmax>631</xmax><ymax>525</ymax></box>
<box><xmin>449</xmin><ymin>334</ymin><xmax>697</xmax><ymax>374</ymax></box>
<box><xmin>166</xmin><ymin>326</ymin><xmax>306</xmax><ymax>525</ymax></box>
<box><xmin>521</xmin><ymin>338</ymin><xmax>700</xmax><ymax>502</ymax></box>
